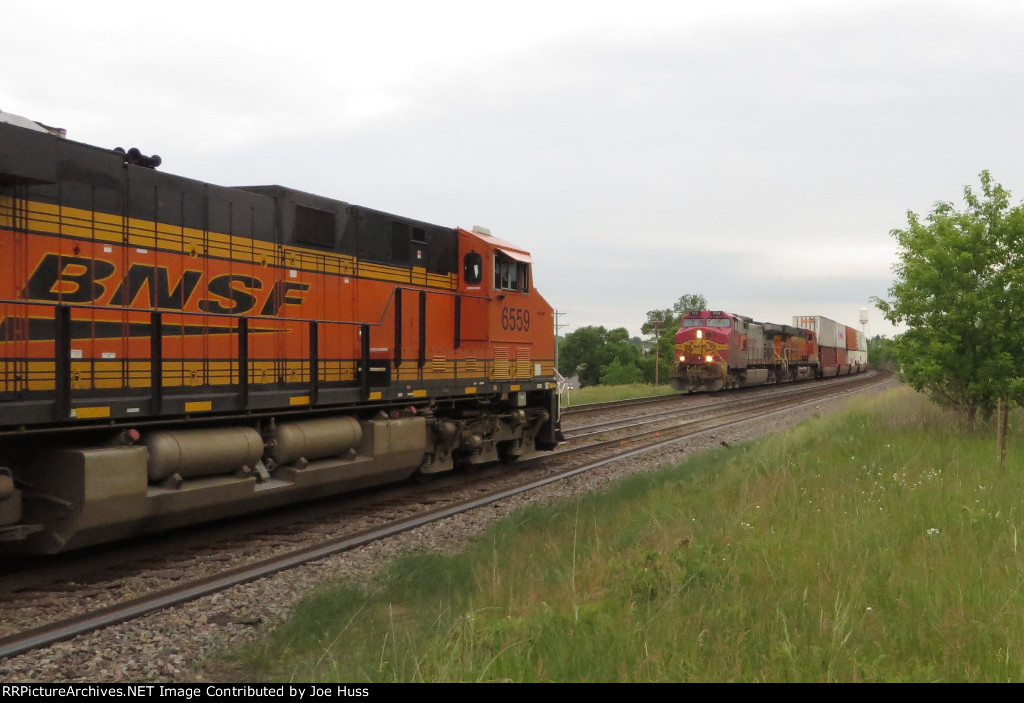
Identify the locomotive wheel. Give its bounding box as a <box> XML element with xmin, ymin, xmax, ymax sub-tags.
<box><xmin>497</xmin><ymin>439</ymin><xmax>523</xmax><ymax>464</ymax></box>
<box><xmin>454</xmin><ymin>456</ymin><xmax>479</xmax><ymax>473</ymax></box>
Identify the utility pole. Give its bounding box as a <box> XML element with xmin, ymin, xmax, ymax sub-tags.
<box><xmin>652</xmin><ymin>320</ymin><xmax>660</xmax><ymax>386</ymax></box>
<box><xmin>553</xmin><ymin>310</ymin><xmax>568</xmax><ymax>377</ymax></box>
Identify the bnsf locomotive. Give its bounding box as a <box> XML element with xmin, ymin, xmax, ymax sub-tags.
<box><xmin>671</xmin><ymin>310</ymin><xmax>868</xmax><ymax>392</ymax></box>
<box><xmin>0</xmin><ymin>113</ymin><xmax>561</xmax><ymax>553</ymax></box>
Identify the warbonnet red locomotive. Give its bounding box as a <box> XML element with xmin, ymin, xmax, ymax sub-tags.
<box><xmin>672</xmin><ymin>310</ymin><xmax>867</xmax><ymax>392</ymax></box>
<box><xmin>0</xmin><ymin>113</ymin><xmax>561</xmax><ymax>553</ymax></box>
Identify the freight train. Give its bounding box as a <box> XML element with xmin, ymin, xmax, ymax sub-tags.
<box><xmin>671</xmin><ymin>310</ymin><xmax>867</xmax><ymax>392</ymax></box>
<box><xmin>0</xmin><ymin>112</ymin><xmax>562</xmax><ymax>553</ymax></box>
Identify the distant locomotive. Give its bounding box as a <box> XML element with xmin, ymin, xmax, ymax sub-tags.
<box><xmin>671</xmin><ymin>310</ymin><xmax>867</xmax><ymax>392</ymax></box>
<box><xmin>0</xmin><ymin>113</ymin><xmax>561</xmax><ymax>553</ymax></box>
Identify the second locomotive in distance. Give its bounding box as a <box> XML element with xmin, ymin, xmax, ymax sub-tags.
<box><xmin>672</xmin><ymin>310</ymin><xmax>868</xmax><ymax>392</ymax></box>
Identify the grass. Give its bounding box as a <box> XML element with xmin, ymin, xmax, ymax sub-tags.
<box><xmin>219</xmin><ymin>387</ymin><xmax>1024</xmax><ymax>682</ymax></box>
<box><xmin>560</xmin><ymin>382</ymin><xmax>675</xmax><ymax>407</ymax></box>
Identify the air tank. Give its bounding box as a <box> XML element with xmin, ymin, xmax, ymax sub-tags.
<box><xmin>266</xmin><ymin>416</ymin><xmax>363</xmax><ymax>466</ymax></box>
<box><xmin>0</xmin><ymin>471</ymin><xmax>14</xmax><ymax>499</ymax></box>
<box><xmin>143</xmin><ymin>427</ymin><xmax>265</xmax><ymax>482</ymax></box>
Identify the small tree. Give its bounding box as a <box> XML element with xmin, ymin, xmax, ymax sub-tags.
<box><xmin>874</xmin><ymin>171</ymin><xmax>1024</xmax><ymax>425</ymax></box>
<box><xmin>866</xmin><ymin>335</ymin><xmax>896</xmax><ymax>369</ymax></box>
<box><xmin>600</xmin><ymin>357</ymin><xmax>644</xmax><ymax>385</ymax></box>
<box><xmin>558</xmin><ymin>326</ymin><xmax>607</xmax><ymax>387</ymax></box>
<box><xmin>558</xmin><ymin>326</ymin><xmax>642</xmax><ymax>386</ymax></box>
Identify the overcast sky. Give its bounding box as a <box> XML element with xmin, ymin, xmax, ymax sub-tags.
<box><xmin>6</xmin><ymin>0</ymin><xmax>1022</xmax><ymax>339</ymax></box>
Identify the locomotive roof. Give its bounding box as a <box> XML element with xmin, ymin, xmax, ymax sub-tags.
<box><xmin>682</xmin><ymin>309</ymin><xmax>734</xmax><ymax>318</ymax></box>
<box><xmin>0</xmin><ymin>110</ymin><xmax>56</xmax><ymax>135</ymax></box>
<box><xmin>0</xmin><ymin>119</ymin><xmax>464</xmax><ymax>242</ymax></box>
<box><xmin>240</xmin><ymin>184</ymin><xmax>455</xmax><ymax>234</ymax></box>
<box><xmin>684</xmin><ymin>310</ymin><xmax>809</xmax><ymax>337</ymax></box>
<box><xmin>762</xmin><ymin>323</ymin><xmax>809</xmax><ymax>338</ymax></box>
<box><xmin>466</xmin><ymin>229</ymin><xmax>533</xmax><ymax>262</ymax></box>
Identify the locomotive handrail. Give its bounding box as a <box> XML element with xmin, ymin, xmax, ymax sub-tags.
<box><xmin>0</xmin><ymin>287</ymin><xmax>450</xmax><ymax>330</ymax></box>
<box><xmin>0</xmin><ymin>282</ymin><xmax>491</xmax><ymax>350</ymax></box>
<box><xmin>0</xmin><ymin>281</ymin><xmax>518</xmax><ymax>421</ymax></box>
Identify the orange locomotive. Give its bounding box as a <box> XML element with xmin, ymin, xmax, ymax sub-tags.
<box><xmin>0</xmin><ymin>115</ymin><xmax>561</xmax><ymax>552</ymax></box>
<box><xmin>671</xmin><ymin>310</ymin><xmax>866</xmax><ymax>392</ymax></box>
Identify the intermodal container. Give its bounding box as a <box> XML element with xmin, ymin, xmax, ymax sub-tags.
<box><xmin>793</xmin><ymin>315</ymin><xmax>842</xmax><ymax>348</ymax></box>
<box><xmin>845</xmin><ymin>325</ymin><xmax>858</xmax><ymax>351</ymax></box>
<box><xmin>819</xmin><ymin>345</ymin><xmax>839</xmax><ymax>376</ymax></box>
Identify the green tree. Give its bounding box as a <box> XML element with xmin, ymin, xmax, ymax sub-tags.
<box><xmin>600</xmin><ymin>357</ymin><xmax>644</xmax><ymax>385</ymax></box>
<box><xmin>866</xmin><ymin>335</ymin><xmax>895</xmax><ymax>369</ymax></box>
<box><xmin>558</xmin><ymin>326</ymin><xmax>642</xmax><ymax>387</ymax></box>
<box><xmin>641</xmin><ymin>294</ymin><xmax>709</xmax><ymax>337</ymax></box>
<box><xmin>874</xmin><ymin>171</ymin><xmax>1024</xmax><ymax>424</ymax></box>
<box><xmin>641</xmin><ymin>294</ymin><xmax>708</xmax><ymax>385</ymax></box>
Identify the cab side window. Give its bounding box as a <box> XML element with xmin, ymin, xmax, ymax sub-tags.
<box><xmin>494</xmin><ymin>252</ymin><xmax>530</xmax><ymax>293</ymax></box>
<box><xmin>464</xmin><ymin>252</ymin><xmax>483</xmax><ymax>285</ymax></box>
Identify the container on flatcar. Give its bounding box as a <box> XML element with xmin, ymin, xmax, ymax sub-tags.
<box><xmin>793</xmin><ymin>315</ymin><xmax>843</xmax><ymax>349</ymax></box>
<box><xmin>845</xmin><ymin>326</ymin><xmax>858</xmax><ymax>351</ymax></box>
<box><xmin>793</xmin><ymin>315</ymin><xmax>868</xmax><ymax>376</ymax></box>
<box><xmin>849</xmin><ymin>329</ymin><xmax>868</xmax><ymax>370</ymax></box>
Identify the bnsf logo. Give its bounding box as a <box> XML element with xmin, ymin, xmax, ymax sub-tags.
<box><xmin>681</xmin><ymin>339</ymin><xmax>721</xmax><ymax>355</ymax></box>
<box><xmin>23</xmin><ymin>254</ymin><xmax>309</xmax><ymax>316</ymax></box>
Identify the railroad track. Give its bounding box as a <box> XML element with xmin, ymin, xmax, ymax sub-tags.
<box><xmin>0</xmin><ymin>370</ymin><xmax>890</xmax><ymax>663</ymax></box>
<box><xmin>563</xmin><ymin>375</ymin><xmax>868</xmax><ymax>440</ymax></box>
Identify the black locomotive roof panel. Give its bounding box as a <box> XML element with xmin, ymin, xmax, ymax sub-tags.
<box><xmin>343</xmin><ymin>205</ymin><xmax>458</xmax><ymax>275</ymax></box>
<box><xmin>127</xmin><ymin>165</ymin><xmax>278</xmax><ymax>242</ymax></box>
<box><xmin>237</xmin><ymin>185</ymin><xmax>458</xmax><ymax>275</ymax></box>
<box><xmin>237</xmin><ymin>184</ymin><xmax>350</xmax><ymax>213</ymax></box>
<box><xmin>762</xmin><ymin>323</ymin><xmax>809</xmax><ymax>338</ymax></box>
<box><xmin>0</xmin><ymin>120</ymin><xmax>95</xmax><ymax>186</ymax></box>
<box><xmin>0</xmin><ymin>121</ymin><xmax>280</xmax><ymax>238</ymax></box>
<box><xmin>0</xmin><ymin>122</ymin><xmax>459</xmax><ymax>274</ymax></box>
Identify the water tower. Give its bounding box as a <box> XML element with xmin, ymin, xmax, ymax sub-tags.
<box><xmin>859</xmin><ymin>307</ymin><xmax>869</xmax><ymax>337</ymax></box>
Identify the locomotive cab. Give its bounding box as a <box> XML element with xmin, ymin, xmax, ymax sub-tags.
<box><xmin>456</xmin><ymin>226</ymin><xmax>561</xmax><ymax>456</ymax></box>
<box><xmin>457</xmin><ymin>226</ymin><xmax>551</xmax><ymax>347</ymax></box>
